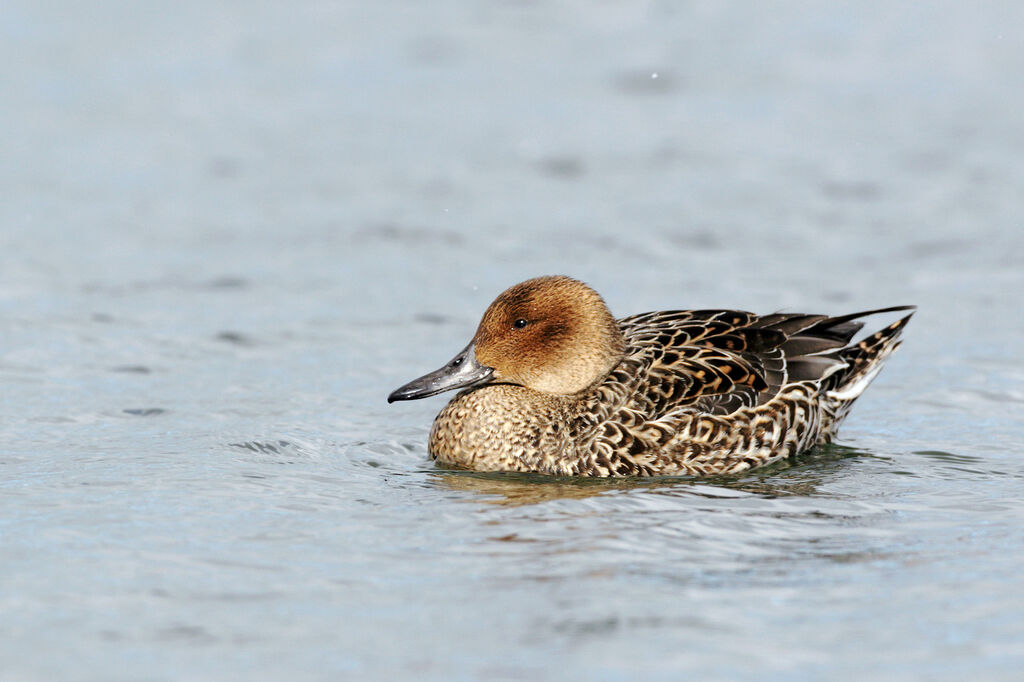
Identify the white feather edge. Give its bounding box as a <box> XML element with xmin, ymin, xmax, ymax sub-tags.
<box><xmin>827</xmin><ymin>362</ymin><xmax>884</xmax><ymax>401</ymax></box>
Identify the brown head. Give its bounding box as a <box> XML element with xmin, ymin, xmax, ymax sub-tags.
<box><xmin>387</xmin><ymin>276</ymin><xmax>626</xmax><ymax>402</ymax></box>
<box><xmin>471</xmin><ymin>276</ymin><xmax>625</xmax><ymax>394</ymax></box>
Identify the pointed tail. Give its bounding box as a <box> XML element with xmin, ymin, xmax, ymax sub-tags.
<box><xmin>820</xmin><ymin>307</ymin><xmax>915</xmax><ymax>438</ymax></box>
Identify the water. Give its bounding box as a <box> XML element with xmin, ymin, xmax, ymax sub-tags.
<box><xmin>3</xmin><ymin>1</ymin><xmax>1024</xmax><ymax>679</ymax></box>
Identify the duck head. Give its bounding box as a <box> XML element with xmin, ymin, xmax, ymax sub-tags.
<box><xmin>388</xmin><ymin>276</ymin><xmax>626</xmax><ymax>402</ymax></box>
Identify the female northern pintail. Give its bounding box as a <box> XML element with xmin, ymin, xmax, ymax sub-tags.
<box><xmin>388</xmin><ymin>276</ymin><xmax>913</xmax><ymax>477</ymax></box>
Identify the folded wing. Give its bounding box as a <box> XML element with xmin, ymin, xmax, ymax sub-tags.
<box><xmin>617</xmin><ymin>306</ymin><xmax>912</xmax><ymax>417</ymax></box>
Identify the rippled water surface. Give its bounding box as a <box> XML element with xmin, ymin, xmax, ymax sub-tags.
<box><xmin>3</xmin><ymin>1</ymin><xmax>1024</xmax><ymax>679</ymax></box>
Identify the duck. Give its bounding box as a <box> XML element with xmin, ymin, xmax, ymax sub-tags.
<box><xmin>388</xmin><ymin>276</ymin><xmax>914</xmax><ymax>477</ymax></box>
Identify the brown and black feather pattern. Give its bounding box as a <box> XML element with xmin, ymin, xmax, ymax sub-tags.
<box><xmin>571</xmin><ymin>306</ymin><xmax>915</xmax><ymax>476</ymax></box>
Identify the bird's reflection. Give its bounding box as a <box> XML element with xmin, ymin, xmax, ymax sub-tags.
<box><xmin>429</xmin><ymin>443</ymin><xmax>868</xmax><ymax>506</ymax></box>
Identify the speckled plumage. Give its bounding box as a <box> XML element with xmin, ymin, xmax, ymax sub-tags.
<box><xmin>392</xmin><ymin>277</ymin><xmax>914</xmax><ymax>477</ymax></box>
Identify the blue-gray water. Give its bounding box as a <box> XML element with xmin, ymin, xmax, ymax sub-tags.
<box><xmin>3</xmin><ymin>1</ymin><xmax>1024</xmax><ymax>679</ymax></box>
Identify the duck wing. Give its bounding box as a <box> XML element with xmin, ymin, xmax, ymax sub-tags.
<box><xmin>616</xmin><ymin>307</ymin><xmax>909</xmax><ymax>418</ymax></box>
<box><xmin>617</xmin><ymin>310</ymin><xmax>775</xmax><ymax>417</ymax></box>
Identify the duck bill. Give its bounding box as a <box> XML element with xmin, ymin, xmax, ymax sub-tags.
<box><xmin>387</xmin><ymin>343</ymin><xmax>494</xmax><ymax>403</ymax></box>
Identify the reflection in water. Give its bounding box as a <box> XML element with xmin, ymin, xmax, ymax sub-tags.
<box><xmin>429</xmin><ymin>444</ymin><xmax>868</xmax><ymax>506</ymax></box>
<box><xmin>429</xmin><ymin>469</ymin><xmax>651</xmax><ymax>506</ymax></box>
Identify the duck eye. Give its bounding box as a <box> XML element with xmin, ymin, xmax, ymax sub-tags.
<box><xmin>513</xmin><ymin>318</ymin><xmax>529</xmax><ymax>329</ymax></box>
